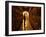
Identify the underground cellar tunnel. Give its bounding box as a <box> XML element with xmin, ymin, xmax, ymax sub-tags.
<box><xmin>12</xmin><ymin>6</ymin><xmax>41</xmax><ymax>31</ymax></box>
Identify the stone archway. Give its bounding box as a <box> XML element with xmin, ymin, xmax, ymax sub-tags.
<box><xmin>22</xmin><ymin>11</ymin><xmax>33</xmax><ymax>31</ymax></box>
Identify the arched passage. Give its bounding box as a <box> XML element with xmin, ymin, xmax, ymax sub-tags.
<box><xmin>22</xmin><ymin>11</ymin><xmax>33</xmax><ymax>31</ymax></box>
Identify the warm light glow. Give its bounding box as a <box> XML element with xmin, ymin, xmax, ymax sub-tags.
<box><xmin>22</xmin><ymin>11</ymin><xmax>33</xmax><ymax>31</ymax></box>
